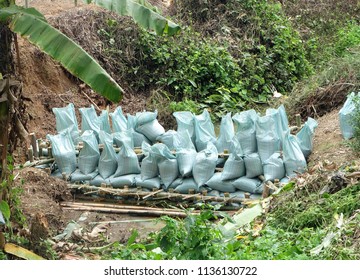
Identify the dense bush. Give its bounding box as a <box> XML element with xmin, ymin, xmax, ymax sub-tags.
<box><xmin>95</xmin><ymin>0</ymin><xmax>312</xmax><ymax>116</ymax></box>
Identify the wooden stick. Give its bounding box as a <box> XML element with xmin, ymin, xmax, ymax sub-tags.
<box><xmin>89</xmin><ymin>219</ymin><xmax>156</xmax><ymax>225</ymax></box>
<box><xmin>29</xmin><ymin>133</ymin><xmax>38</xmax><ymax>158</ymax></box>
<box><xmin>295</xmin><ymin>114</ymin><xmax>301</xmax><ymax>128</ymax></box>
<box><xmin>262</xmin><ymin>183</ymin><xmax>270</xmax><ymax>199</ymax></box>
<box><xmin>68</xmin><ymin>184</ymin><xmax>247</xmax><ymax>204</ymax></box>
<box><xmin>23</xmin><ymin>158</ymin><xmax>54</xmax><ymax>168</ymax></box>
<box><xmin>80</xmin><ymin>90</ymin><xmax>101</xmax><ymax>112</ymax></box>
<box><xmin>37</xmin><ymin>139</ymin><xmax>42</xmax><ymax>158</ymax></box>
<box><xmin>27</xmin><ymin>147</ymin><xmax>34</xmax><ymax>163</ymax></box>
<box><xmin>143</xmin><ymin>189</ymin><xmax>163</xmax><ymax>200</ymax></box>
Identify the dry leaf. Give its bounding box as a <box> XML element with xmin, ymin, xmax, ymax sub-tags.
<box><xmin>4</xmin><ymin>243</ymin><xmax>45</xmax><ymax>260</ymax></box>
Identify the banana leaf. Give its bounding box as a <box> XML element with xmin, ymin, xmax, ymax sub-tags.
<box><xmin>0</xmin><ymin>5</ymin><xmax>123</xmax><ymax>102</ymax></box>
<box><xmin>84</xmin><ymin>0</ymin><xmax>180</xmax><ymax>36</ymax></box>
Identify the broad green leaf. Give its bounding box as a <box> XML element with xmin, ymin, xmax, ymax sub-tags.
<box><xmin>127</xmin><ymin>229</ymin><xmax>138</xmax><ymax>246</ymax></box>
<box><xmin>0</xmin><ymin>5</ymin><xmax>45</xmax><ymax>21</ymax></box>
<box><xmin>0</xmin><ymin>200</ymin><xmax>10</xmax><ymax>221</ymax></box>
<box><xmin>4</xmin><ymin>243</ymin><xmax>45</xmax><ymax>260</ymax></box>
<box><xmin>6</xmin><ymin>6</ymin><xmax>123</xmax><ymax>102</ymax></box>
<box><xmin>84</xmin><ymin>0</ymin><xmax>180</xmax><ymax>36</ymax></box>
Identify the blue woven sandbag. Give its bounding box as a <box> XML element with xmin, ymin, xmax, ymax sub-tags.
<box><xmin>263</xmin><ymin>152</ymin><xmax>285</xmax><ymax>182</ymax></box>
<box><xmin>114</xmin><ymin>143</ymin><xmax>140</xmax><ymax>177</ymax></box>
<box><xmin>244</xmin><ymin>153</ymin><xmax>263</xmax><ymax>179</ymax></box>
<box><xmin>296</xmin><ymin>117</ymin><xmax>318</xmax><ymax>158</ymax></box>
<box><xmin>232</xmin><ymin>109</ymin><xmax>258</xmax><ymax>155</ymax></box>
<box><xmin>78</xmin><ymin>130</ymin><xmax>100</xmax><ymax>175</ymax></box>
<box><xmin>283</xmin><ymin>131</ymin><xmax>307</xmax><ymax>177</ymax></box>
<box><xmin>232</xmin><ymin>177</ymin><xmax>263</xmax><ymax>194</ymax></box>
<box><xmin>99</xmin><ymin>110</ymin><xmax>112</xmax><ymax>134</ymax></box>
<box><xmin>110</xmin><ymin>106</ymin><xmax>127</xmax><ymax>132</ymax></box>
<box><xmin>216</xmin><ymin>113</ymin><xmax>235</xmax><ymax>153</ymax></box>
<box><xmin>98</xmin><ymin>131</ymin><xmax>117</xmax><ymax>179</ymax></box>
<box><xmin>339</xmin><ymin>92</ymin><xmax>358</xmax><ymax>140</ymax></box>
<box><xmin>256</xmin><ymin>114</ymin><xmax>281</xmax><ymax>163</ymax></box>
<box><xmin>173</xmin><ymin>111</ymin><xmax>195</xmax><ymax>144</ymax></box>
<box><xmin>79</xmin><ymin>105</ymin><xmax>100</xmax><ymax>139</ymax></box>
<box><xmin>193</xmin><ymin>142</ymin><xmax>218</xmax><ymax>187</ymax></box>
<box><xmin>194</xmin><ymin>109</ymin><xmax>216</xmax><ymax>152</ymax></box>
<box><xmin>52</xmin><ymin>103</ymin><xmax>79</xmax><ymax>144</ymax></box>
<box><xmin>47</xmin><ymin>129</ymin><xmax>76</xmax><ymax>175</ymax></box>
<box><xmin>206</xmin><ymin>172</ymin><xmax>236</xmax><ymax>193</ymax></box>
<box><xmin>135</xmin><ymin>111</ymin><xmax>165</xmax><ymax>142</ymax></box>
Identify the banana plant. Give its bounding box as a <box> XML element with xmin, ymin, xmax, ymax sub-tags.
<box><xmin>0</xmin><ymin>0</ymin><xmax>180</xmax><ymax>102</ymax></box>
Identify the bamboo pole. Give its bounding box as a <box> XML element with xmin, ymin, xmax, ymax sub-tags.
<box><xmin>67</xmin><ymin>184</ymin><xmax>247</xmax><ymax>204</ymax></box>
<box><xmin>29</xmin><ymin>133</ymin><xmax>38</xmax><ymax>158</ymax></box>
<box><xmin>27</xmin><ymin>147</ymin><xmax>34</xmax><ymax>162</ymax></box>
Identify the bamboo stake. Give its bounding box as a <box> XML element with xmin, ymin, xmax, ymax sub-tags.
<box><xmin>61</xmin><ymin>204</ymin><xmax>190</xmax><ymax>218</ymax></box>
<box><xmin>262</xmin><ymin>183</ymin><xmax>270</xmax><ymax>199</ymax></box>
<box><xmin>295</xmin><ymin>114</ymin><xmax>301</xmax><ymax>128</ymax></box>
<box><xmin>143</xmin><ymin>189</ymin><xmax>163</xmax><ymax>200</ymax></box>
<box><xmin>23</xmin><ymin>158</ymin><xmax>54</xmax><ymax>168</ymax></box>
<box><xmin>29</xmin><ymin>133</ymin><xmax>38</xmax><ymax>158</ymax></box>
<box><xmin>68</xmin><ymin>184</ymin><xmax>247</xmax><ymax>204</ymax></box>
<box><xmin>27</xmin><ymin>147</ymin><xmax>34</xmax><ymax>162</ymax></box>
<box><xmin>89</xmin><ymin>219</ymin><xmax>156</xmax><ymax>225</ymax></box>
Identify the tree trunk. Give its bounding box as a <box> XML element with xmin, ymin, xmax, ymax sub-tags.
<box><xmin>0</xmin><ymin>5</ymin><xmax>14</xmax><ymax>201</ymax></box>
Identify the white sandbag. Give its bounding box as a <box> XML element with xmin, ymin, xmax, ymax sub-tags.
<box><xmin>176</xmin><ymin>130</ymin><xmax>196</xmax><ymax>150</ymax></box>
<box><xmin>194</xmin><ymin>109</ymin><xmax>216</xmax><ymax>152</ymax></box>
<box><xmin>127</xmin><ymin>114</ymin><xmax>151</xmax><ymax>147</ymax></box>
<box><xmin>79</xmin><ymin>105</ymin><xmax>100</xmax><ymax>139</ymax></box>
<box><xmin>193</xmin><ymin>142</ymin><xmax>218</xmax><ymax>187</ymax></box>
<box><xmin>70</xmin><ymin>169</ymin><xmax>98</xmax><ymax>183</ymax></box>
<box><xmin>216</xmin><ymin>113</ymin><xmax>235</xmax><ymax>153</ymax></box>
<box><xmin>99</xmin><ymin>110</ymin><xmax>112</xmax><ymax>133</ymax></box>
<box><xmin>98</xmin><ymin>131</ymin><xmax>117</xmax><ymax>179</ymax></box>
<box><xmin>52</xmin><ymin>103</ymin><xmax>79</xmax><ymax>144</ymax></box>
<box><xmin>283</xmin><ymin>131</ymin><xmax>307</xmax><ymax>177</ymax></box>
<box><xmin>135</xmin><ymin>111</ymin><xmax>165</xmax><ymax>142</ymax></box>
<box><xmin>244</xmin><ymin>153</ymin><xmax>263</xmax><ymax>178</ymax></box>
<box><xmin>232</xmin><ymin>177</ymin><xmax>263</xmax><ymax>193</ymax></box>
<box><xmin>110</xmin><ymin>106</ymin><xmax>127</xmax><ymax>132</ymax></box>
<box><xmin>114</xmin><ymin>143</ymin><xmax>140</xmax><ymax>176</ymax></box>
<box><xmin>168</xmin><ymin>178</ymin><xmax>183</xmax><ymax>190</ymax></box>
<box><xmin>221</xmin><ymin>154</ymin><xmax>245</xmax><ymax>180</ymax></box>
<box><xmin>47</xmin><ymin>129</ymin><xmax>76</xmax><ymax>175</ymax></box>
<box><xmin>140</xmin><ymin>142</ymin><xmax>159</xmax><ymax>180</ymax></box>
<box><xmin>151</xmin><ymin>143</ymin><xmax>179</xmax><ymax>188</ymax></box>
<box><xmin>113</xmin><ymin>130</ymin><xmax>134</xmax><ymax>149</ymax></box>
<box><xmin>256</xmin><ymin>114</ymin><xmax>281</xmax><ymax>162</ymax></box>
<box><xmin>339</xmin><ymin>92</ymin><xmax>359</xmax><ymax>140</ymax></box>
<box><xmin>174</xmin><ymin>178</ymin><xmax>199</xmax><ymax>194</ymax></box>
<box><xmin>176</xmin><ymin>149</ymin><xmax>196</xmax><ymax>178</ymax></box>
<box><xmin>89</xmin><ymin>175</ymin><xmax>110</xmax><ymax>187</ymax></box>
<box><xmin>296</xmin><ymin>117</ymin><xmax>318</xmax><ymax>158</ymax></box>
<box><xmin>109</xmin><ymin>174</ymin><xmax>136</xmax><ymax>188</ymax></box>
<box><xmin>206</xmin><ymin>172</ymin><xmax>236</xmax><ymax>193</ymax></box>
<box><xmin>265</xmin><ymin>105</ymin><xmax>289</xmax><ymax>144</ymax></box>
<box><xmin>78</xmin><ymin>130</ymin><xmax>100</xmax><ymax>174</ymax></box>
<box><xmin>173</xmin><ymin>111</ymin><xmax>195</xmax><ymax>143</ymax></box>
<box><xmin>135</xmin><ymin>175</ymin><xmax>161</xmax><ymax>190</ymax></box>
<box><xmin>232</xmin><ymin>109</ymin><xmax>258</xmax><ymax>155</ymax></box>
<box><xmin>263</xmin><ymin>152</ymin><xmax>285</xmax><ymax>182</ymax></box>
<box><xmin>156</xmin><ymin>130</ymin><xmax>179</xmax><ymax>150</ymax></box>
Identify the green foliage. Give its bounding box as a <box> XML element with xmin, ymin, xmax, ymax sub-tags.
<box><xmin>271</xmin><ymin>184</ymin><xmax>360</xmax><ymax>231</ymax></box>
<box><xmin>169</xmin><ymin>99</ymin><xmax>201</xmax><ymax>115</ymax></box>
<box><xmin>335</xmin><ymin>23</ymin><xmax>360</xmax><ymax>57</ymax></box>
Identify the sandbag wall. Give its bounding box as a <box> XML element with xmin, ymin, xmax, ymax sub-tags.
<box><xmin>45</xmin><ymin>103</ymin><xmax>318</xmax><ymax>199</ymax></box>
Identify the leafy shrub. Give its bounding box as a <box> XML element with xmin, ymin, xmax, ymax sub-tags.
<box><xmin>335</xmin><ymin>23</ymin><xmax>360</xmax><ymax>57</ymax></box>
